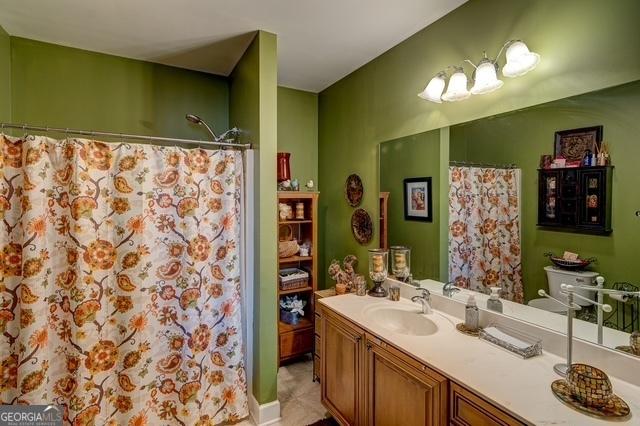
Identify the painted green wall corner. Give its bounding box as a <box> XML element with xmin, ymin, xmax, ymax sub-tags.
<box><xmin>9</xmin><ymin>37</ymin><xmax>229</xmax><ymax>140</ymax></box>
<box><xmin>230</xmin><ymin>30</ymin><xmax>279</xmax><ymax>405</ymax></box>
<box><xmin>277</xmin><ymin>86</ymin><xmax>318</xmax><ymax>187</ymax></box>
<box><xmin>318</xmin><ymin>0</ymin><xmax>640</xmax><ymax>290</ymax></box>
<box><xmin>450</xmin><ymin>80</ymin><xmax>640</xmax><ymax>302</ymax></box>
<box><xmin>380</xmin><ymin>130</ymin><xmax>441</xmax><ymax>280</ymax></box>
<box><xmin>0</xmin><ymin>25</ymin><xmax>11</xmax><ymax>122</ymax></box>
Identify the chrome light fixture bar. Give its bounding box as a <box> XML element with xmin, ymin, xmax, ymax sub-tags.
<box><xmin>418</xmin><ymin>40</ymin><xmax>540</xmax><ymax>103</ymax></box>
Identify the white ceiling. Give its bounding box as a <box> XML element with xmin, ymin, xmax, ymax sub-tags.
<box><xmin>0</xmin><ymin>0</ymin><xmax>466</xmax><ymax>92</ymax></box>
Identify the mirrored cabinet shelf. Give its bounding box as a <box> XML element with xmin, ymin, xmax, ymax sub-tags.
<box><xmin>537</xmin><ymin>166</ymin><xmax>613</xmax><ymax>235</ymax></box>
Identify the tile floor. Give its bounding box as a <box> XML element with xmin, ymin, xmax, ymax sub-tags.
<box><xmin>237</xmin><ymin>356</ymin><xmax>329</xmax><ymax>426</ymax></box>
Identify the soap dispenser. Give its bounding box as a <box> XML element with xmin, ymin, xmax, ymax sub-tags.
<box><xmin>487</xmin><ymin>287</ymin><xmax>503</xmax><ymax>313</ymax></box>
<box><xmin>464</xmin><ymin>295</ymin><xmax>479</xmax><ymax>331</ymax></box>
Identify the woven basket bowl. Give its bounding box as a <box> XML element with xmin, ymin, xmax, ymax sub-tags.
<box><xmin>567</xmin><ymin>363</ymin><xmax>613</xmax><ymax>408</ymax></box>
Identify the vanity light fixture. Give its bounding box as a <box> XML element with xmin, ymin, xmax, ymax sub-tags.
<box><xmin>502</xmin><ymin>40</ymin><xmax>540</xmax><ymax>77</ymax></box>
<box><xmin>441</xmin><ymin>67</ymin><xmax>471</xmax><ymax>102</ymax></box>
<box><xmin>470</xmin><ymin>56</ymin><xmax>503</xmax><ymax>95</ymax></box>
<box><xmin>418</xmin><ymin>40</ymin><xmax>540</xmax><ymax>103</ymax></box>
<box><xmin>417</xmin><ymin>71</ymin><xmax>446</xmax><ymax>103</ymax></box>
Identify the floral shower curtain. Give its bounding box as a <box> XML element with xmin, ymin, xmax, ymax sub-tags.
<box><xmin>448</xmin><ymin>166</ymin><xmax>524</xmax><ymax>303</ymax></box>
<box><xmin>0</xmin><ymin>135</ymin><xmax>248</xmax><ymax>425</ymax></box>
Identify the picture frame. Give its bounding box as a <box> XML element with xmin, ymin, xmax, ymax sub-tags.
<box><xmin>403</xmin><ymin>177</ymin><xmax>432</xmax><ymax>222</ymax></box>
<box><xmin>554</xmin><ymin>126</ymin><xmax>603</xmax><ymax>162</ymax></box>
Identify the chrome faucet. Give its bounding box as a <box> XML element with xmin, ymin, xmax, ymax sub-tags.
<box><xmin>443</xmin><ymin>282</ymin><xmax>461</xmax><ymax>297</ymax></box>
<box><xmin>411</xmin><ymin>288</ymin><xmax>433</xmax><ymax>315</ymax></box>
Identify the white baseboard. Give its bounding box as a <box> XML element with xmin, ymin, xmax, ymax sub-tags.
<box><xmin>249</xmin><ymin>393</ymin><xmax>281</xmax><ymax>425</ymax></box>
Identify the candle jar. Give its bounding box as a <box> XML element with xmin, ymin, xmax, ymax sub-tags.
<box><xmin>354</xmin><ymin>274</ymin><xmax>367</xmax><ymax>296</ymax></box>
<box><xmin>368</xmin><ymin>249</ymin><xmax>388</xmax><ymax>297</ymax></box>
<box><xmin>295</xmin><ymin>202</ymin><xmax>305</xmax><ymax>219</ymax></box>
<box><xmin>390</xmin><ymin>246</ymin><xmax>411</xmax><ymax>282</ymax></box>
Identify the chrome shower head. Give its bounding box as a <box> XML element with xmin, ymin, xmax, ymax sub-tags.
<box><xmin>185</xmin><ymin>113</ymin><xmax>217</xmax><ymax>141</ymax></box>
<box><xmin>185</xmin><ymin>113</ymin><xmax>202</xmax><ymax>124</ymax></box>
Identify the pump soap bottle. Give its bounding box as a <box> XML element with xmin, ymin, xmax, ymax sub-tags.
<box><xmin>487</xmin><ymin>287</ymin><xmax>503</xmax><ymax>313</ymax></box>
<box><xmin>464</xmin><ymin>295</ymin><xmax>479</xmax><ymax>331</ymax></box>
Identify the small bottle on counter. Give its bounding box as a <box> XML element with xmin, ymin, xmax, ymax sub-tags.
<box><xmin>464</xmin><ymin>295</ymin><xmax>479</xmax><ymax>331</ymax></box>
<box><xmin>486</xmin><ymin>287</ymin><xmax>503</xmax><ymax>313</ymax></box>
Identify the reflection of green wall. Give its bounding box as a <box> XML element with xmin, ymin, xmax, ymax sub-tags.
<box><xmin>450</xmin><ymin>80</ymin><xmax>640</xmax><ymax>302</ymax></box>
<box><xmin>278</xmin><ymin>87</ymin><xmax>318</xmax><ymax>186</ymax></box>
<box><xmin>10</xmin><ymin>38</ymin><xmax>229</xmax><ymax>139</ymax></box>
<box><xmin>318</xmin><ymin>0</ymin><xmax>640</xmax><ymax>290</ymax></box>
<box><xmin>0</xmin><ymin>26</ymin><xmax>11</xmax><ymax>122</ymax></box>
<box><xmin>230</xmin><ymin>31</ymin><xmax>279</xmax><ymax>404</ymax></box>
<box><xmin>380</xmin><ymin>130</ymin><xmax>440</xmax><ymax>280</ymax></box>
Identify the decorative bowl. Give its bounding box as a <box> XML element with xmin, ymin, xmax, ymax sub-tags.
<box><xmin>566</xmin><ymin>364</ymin><xmax>613</xmax><ymax>408</ymax></box>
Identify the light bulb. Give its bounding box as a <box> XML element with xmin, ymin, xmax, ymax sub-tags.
<box><xmin>441</xmin><ymin>68</ymin><xmax>470</xmax><ymax>102</ymax></box>
<box><xmin>471</xmin><ymin>59</ymin><xmax>503</xmax><ymax>95</ymax></box>
<box><xmin>418</xmin><ymin>73</ymin><xmax>446</xmax><ymax>103</ymax></box>
<box><xmin>502</xmin><ymin>41</ymin><xmax>540</xmax><ymax>78</ymax></box>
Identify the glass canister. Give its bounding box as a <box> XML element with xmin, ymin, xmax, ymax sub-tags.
<box><xmin>368</xmin><ymin>249</ymin><xmax>388</xmax><ymax>297</ymax></box>
<box><xmin>390</xmin><ymin>246</ymin><xmax>411</xmax><ymax>282</ymax></box>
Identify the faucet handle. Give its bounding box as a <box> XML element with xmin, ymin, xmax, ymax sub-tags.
<box><xmin>416</xmin><ymin>287</ymin><xmax>431</xmax><ymax>298</ymax></box>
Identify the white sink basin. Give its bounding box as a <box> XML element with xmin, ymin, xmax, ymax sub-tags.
<box><xmin>365</xmin><ymin>306</ymin><xmax>439</xmax><ymax>336</ymax></box>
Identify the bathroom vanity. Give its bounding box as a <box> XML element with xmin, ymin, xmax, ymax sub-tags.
<box><xmin>318</xmin><ymin>292</ymin><xmax>640</xmax><ymax>426</ymax></box>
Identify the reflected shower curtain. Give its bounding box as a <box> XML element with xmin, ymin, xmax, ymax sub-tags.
<box><xmin>0</xmin><ymin>135</ymin><xmax>248</xmax><ymax>425</ymax></box>
<box><xmin>448</xmin><ymin>166</ymin><xmax>524</xmax><ymax>303</ymax></box>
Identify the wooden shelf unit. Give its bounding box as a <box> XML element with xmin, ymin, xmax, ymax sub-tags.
<box><xmin>277</xmin><ymin>191</ymin><xmax>319</xmax><ymax>364</ymax></box>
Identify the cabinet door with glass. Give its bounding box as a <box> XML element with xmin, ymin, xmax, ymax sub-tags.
<box><xmin>537</xmin><ymin>170</ymin><xmax>561</xmax><ymax>226</ymax></box>
<box><xmin>578</xmin><ymin>168</ymin><xmax>611</xmax><ymax>231</ymax></box>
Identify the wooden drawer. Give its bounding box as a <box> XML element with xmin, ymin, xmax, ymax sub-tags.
<box><xmin>280</xmin><ymin>329</ymin><xmax>314</xmax><ymax>360</ymax></box>
<box><xmin>450</xmin><ymin>382</ymin><xmax>527</xmax><ymax>426</ymax></box>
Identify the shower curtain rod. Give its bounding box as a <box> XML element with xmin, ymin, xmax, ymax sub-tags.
<box><xmin>449</xmin><ymin>160</ymin><xmax>517</xmax><ymax>169</ymax></box>
<box><xmin>0</xmin><ymin>122</ymin><xmax>252</xmax><ymax>150</ymax></box>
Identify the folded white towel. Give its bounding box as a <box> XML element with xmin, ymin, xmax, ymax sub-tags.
<box><xmin>483</xmin><ymin>326</ymin><xmax>530</xmax><ymax>350</ymax></box>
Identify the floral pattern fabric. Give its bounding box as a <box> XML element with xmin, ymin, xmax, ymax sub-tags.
<box><xmin>0</xmin><ymin>134</ymin><xmax>248</xmax><ymax>425</ymax></box>
<box><xmin>448</xmin><ymin>166</ymin><xmax>524</xmax><ymax>303</ymax></box>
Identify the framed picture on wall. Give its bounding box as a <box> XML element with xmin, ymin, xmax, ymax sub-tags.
<box><xmin>403</xmin><ymin>177</ymin><xmax>432</xmax><ymax>222</ymax></box>
<box><xmin>554</xmin><ymin>126</ymin><xmax>603</xmax><ymax>162</ymax></box>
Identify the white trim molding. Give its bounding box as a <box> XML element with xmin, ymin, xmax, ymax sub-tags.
<box><xmin>249</xmin><ymin>394</ymin><xmax>281</xmax><ymax>426</ymax></box>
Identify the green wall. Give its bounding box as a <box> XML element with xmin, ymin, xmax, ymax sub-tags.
<box><xmin>380</xmin><ymin>130</ymin><xmax>441</xmax><ymax>280</ymax></box>
<box><xmin>277</xmin><ymin>86</ymin><xmax>318</xmax><ymax>186</ymax></box>
<box><xmin>230</xmin><ymin>31</ymin><xmax>279</xmax><ymax>404</ymax></box>
<box><xmin>9</xmin><ymin>37</ymin><xmax>229</xmax><ymax>140</ymax></box>
<box><xmin>318</xmin><ymin>0</ymin><xmax>640</xmax><ymax>288</ymax></box>
<box><xmin>0</xmin><ymin>25</ymin><xmax>10</xmax><ymax>122</ymax></box>
<box><xmin>450</xmin><ymin>80</ymin><xmax>640</xmax><ymax>302</ymax></box>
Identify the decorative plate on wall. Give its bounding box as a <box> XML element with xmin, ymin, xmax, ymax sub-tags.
<box><xmin>345</xmin><ymin>174</ymin><xmax>364</xmax><ymax>207</ymax></box>
<box><xmin>351</xmin><ymin>208</ymin><xmax>373</xmax><ymax>245</ymax></box>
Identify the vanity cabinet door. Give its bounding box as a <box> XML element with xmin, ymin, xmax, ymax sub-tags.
<box><xmin>365</xmin><ymin>335</ymin><xmax>447</xmax><ymax>426</ymax></box>
<box><xmin>320</xmin><ymin>307</ymin><xmax>365</xmax><ymax>426</ymax></box>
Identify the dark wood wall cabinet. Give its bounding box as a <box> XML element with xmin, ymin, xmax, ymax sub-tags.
<box><xmin>538</xmin><ymin>166</ymin><xmax>613</xmax><ymax>234</ymax></box>
<box><xmin>319</xmin><ymin>304</ymin><xmax>528</xmax><ymax>426</ymax></box>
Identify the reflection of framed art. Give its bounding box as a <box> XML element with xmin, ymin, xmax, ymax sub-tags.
<box><xmin>554</xmin><ymin>126</ymin><xmax>603</xmax><ymax>162</ymax></box>
<box><xmin>403</xmin><ymin>177</ymin><xmax>432</xmax><ymax>222</ymax></box>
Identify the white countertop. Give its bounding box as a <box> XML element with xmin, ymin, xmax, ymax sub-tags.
<box><xmin>319</xmin><ymin>293</ymin><xmax>640</xmax><ymax>425</ymax></box>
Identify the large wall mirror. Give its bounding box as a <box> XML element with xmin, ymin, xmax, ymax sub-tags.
<box><xmin>379</xmin><ymin>79</ymin><xmax>640</xmax><ymax>357</ymax></box>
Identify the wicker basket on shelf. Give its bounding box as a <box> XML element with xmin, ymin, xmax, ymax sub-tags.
<box><xmin>279</xmin><ymin>268</ymin><xmax>309</xmax><ymax>291</ymax></box>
